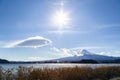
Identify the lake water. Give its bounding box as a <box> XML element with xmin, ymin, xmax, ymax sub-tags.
<box><xmin>0</xmin><ymin>63</ymin><xmax>120</xmax><ymax>70</ymax></box>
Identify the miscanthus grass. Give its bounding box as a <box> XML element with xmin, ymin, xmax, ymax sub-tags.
<box><xmin>0</xmin><ymin>66</ymin><xmax>120</xmax><ymax>80</ymax></box>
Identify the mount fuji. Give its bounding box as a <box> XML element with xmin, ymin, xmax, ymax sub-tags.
<box><xmin>49</xmin><ymin>49</ymin><xmax>120</xmax><ymax>63</ymax></box>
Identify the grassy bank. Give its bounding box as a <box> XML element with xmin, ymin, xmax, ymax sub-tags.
<box><xmin>0</xmin><ymin>66</ymin><xmax>120</xmax><ymax>80</ymax></box>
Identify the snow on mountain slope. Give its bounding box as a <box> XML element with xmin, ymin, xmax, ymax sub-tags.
<box><xmin>52</xmin><ymin>49</ymin><xmax>118</xmax><ymax>62</ymax></box>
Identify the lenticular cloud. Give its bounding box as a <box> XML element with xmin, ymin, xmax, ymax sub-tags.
<box><xmin>4</xmin><ymin>36</ymin><xmax>52</xmax><ymax>48</ymax></box>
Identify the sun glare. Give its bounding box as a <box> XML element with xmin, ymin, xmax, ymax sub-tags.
<box><xmin>51</xmin><ymin>1</ymin><xmax>71</xmax><ymax>34</ymax></box>
<box><xmin>53</xmin><ymin>10</ymin><xmax>69</xmax><ymax>30</ymax></box>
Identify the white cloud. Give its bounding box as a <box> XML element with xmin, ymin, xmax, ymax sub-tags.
<box><xmin>51</xmin><ymin>46</ymin><xmax>113</xmax><ymax>57</ymax></box>
<box><xmin>51</xmin><ymin>47</ymin><xmax>60</xmax><ymax>52</ymax></box>
<box><xmin>51</xmin><ymin>47</ymin><xmax>79</xmax><ymax>57</ymax></box>
<box><xmin>61</xmin><ymin>48</ymin><xmax>73</xmax><ymax>56</ymax></box>
<box><xmin>51</xmin><ymin>47</ymin><xmax>73</xmax><ymax>57</ymax></box>
<box><xmin>4</xmin><ymin>36</ymin><xmax>52</xmax><ymax>48</ymax></box>
<box><xmin>98</xmin><ymin>51</ymin><xmax>112</xmax><ymax>55</ymax></box>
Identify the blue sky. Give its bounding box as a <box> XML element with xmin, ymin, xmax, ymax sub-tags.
<box><xmin>0</xmin><ymin>0</ymin><xmax>120</xmax><ymax>61</ymax></box>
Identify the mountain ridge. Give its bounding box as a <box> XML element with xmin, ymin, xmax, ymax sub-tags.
<box><xmin>0</xmin><ymin>49</ymin><xmax>120</xmax><ymax>63</ymax></box>
<box><xmin>49</xmin><ymin>49</ymin><xmax>120</xmax><ymax>63</ymax></box>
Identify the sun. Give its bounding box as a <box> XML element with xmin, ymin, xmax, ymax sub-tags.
<box><xmin>53</xmin><ymin>10</ymin><xmax>69</xmax><ymax>30</ymax></box>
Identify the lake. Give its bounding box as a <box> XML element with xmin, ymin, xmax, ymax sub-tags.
<box><xmin>0</xmin><ymin>63</ymin><xmax>120</xmax><ymax>70</ymax></box>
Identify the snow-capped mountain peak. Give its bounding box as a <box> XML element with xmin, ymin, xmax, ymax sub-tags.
<box><xmin>77</xmin><ymin>49</ymin><xmax>94</xmax><ymax>56</ymax></box>
<box><xmin>50</xmin><ymin>49</ymin><xmax>119</xmax><ymax>62</ymax></box>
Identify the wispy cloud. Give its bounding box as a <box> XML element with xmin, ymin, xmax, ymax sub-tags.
<box><xmin>48</xmin><ymin>30</ymin><xmax>89</xmax><ymax>35</ymax></box>
<box><xmin>4</xmin><ymin>36</ymin><xmax>52</xmax><ymax>48</ymax></box>
<box><xmin>88</xmin><ymin>23</ymin><xmax>120</xmax><ymax>32</ymax></box>
<box><xmin>51</xmin><ymin>46</ymin><xmax>98</xmax><ymax>57</ymax></box>
<box><xmin>51</xmin><ymin>47</ymin><xmax>61</xmax><ymax>52</ymax></box>
<box><xmin>48</xmin><ymin>23</ymin><xmax>120</xmax><ymax>35</ymax></box>
<box><xmin>51</xmin><ymin>47</ymin><xmax>73</xmax><ymax>57</ymax></box>
<box><xmin>98</xmin><ymin>51</ymin><xmax>111</xmax><ymax>55</ymax></box>
<box><xmin>51</xmin><ymin>46</ymin><xmax>112</xmax><ymax>57</ymax></box>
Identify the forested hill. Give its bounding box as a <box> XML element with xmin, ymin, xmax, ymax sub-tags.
<box><xmin>0</xmin><ymin>59</ymin><xmax>9</xmax><ymax>63</ymax></box>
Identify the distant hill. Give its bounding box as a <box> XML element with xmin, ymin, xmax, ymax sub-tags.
<box><xmin>0</xmin><ymin>59</ymin><xmax>9</xmax><ymax>63</ymax></box>
<box><xmin>71</xmin><ymin>59</ymin><xmax>98</xmax><ymax>63</ymax></box>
